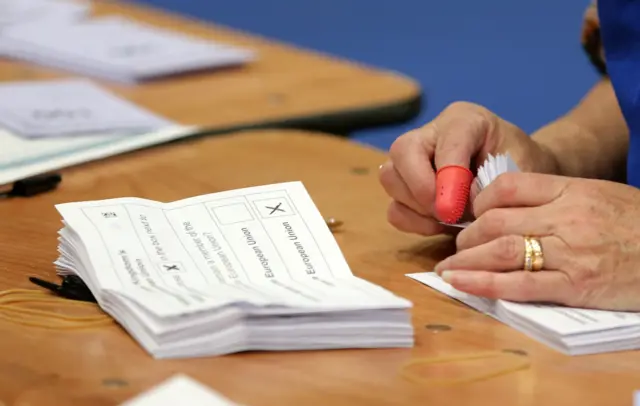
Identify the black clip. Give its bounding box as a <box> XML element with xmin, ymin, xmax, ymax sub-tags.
<box><xmin>1</xmin><ymin>173</ymin><xmax>62</xmax><ymax>199</ymax></box>
<box><xmin>29</xmin><ymin>275</ymin><xmax>96</xmax><ymax>303</ymax></box>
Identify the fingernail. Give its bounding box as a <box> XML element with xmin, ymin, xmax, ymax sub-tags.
<box><xmin>441</xmin><ymin>271</ymin><xmax>453</xmax><ymax>283</ymax></box>
<box><xmin>378</xmin><ymin>164</ymin><xmax>384</xmax><ymax>170</ymax></box>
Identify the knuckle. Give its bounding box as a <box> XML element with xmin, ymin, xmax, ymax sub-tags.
<box><xmin>496</xmin><ymin>235</ymin><xmax>521</xmax><ymax>263</ymax></box>
<box><xmin>442</xmin><ymin>101</ymin><xmax>493</xmax><ymax>130</ymax></box>
<box><xmin>514</xmin><ymin>271</ymin><xmax>539</xmax><ymax>300</ymax></box>
<box><xmin>478</xmin><ymin>208</ymin><xmax>506</xmax><ymax>237</ymax></box>
<box><xmin>570</xmin><ymin>261</ymin><xmax>601</xmax><ymax>289</ymax></box>
<box><xmin>389</xmin><ymin>129</ymin><xmax>422</xmax><ymax>161</ymax></box>
<box><xmin>377</xmin><ymin>163</ymin><xmax>393</xmax><ymax>189</ymax></box>
<box><xmin>387</xmin><ymin>203</ymin><xmax>410</xmax><ymax>232</ymax></box>
<box><xmin>411</xmin><ymin>182</ymin><xmax>434</xmax><ymax>208</ymax></box>
<box><xmin>443</xmin><ymin>101</ymin><xmax>482</xmax><ymax>115</ymax></box>
<box><xmin>492</xmin><ymin>173</ymin><xmax>519</xmax><ymax>200</ymax></box>
<box><xmin>478</xmin><ymin>273</ymin><xmax>500</xmax><ymax>297</ymax></box>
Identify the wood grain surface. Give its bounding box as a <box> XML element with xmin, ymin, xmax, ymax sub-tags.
<box><xmin>0</xmin><ymin>0</ymin><xmax>421</xmax><ymax>134</ymax></box>
<box><xmin>0</xmin><ymin>129</ymin><xmax>638</xmax><ymax>405</ymax></box>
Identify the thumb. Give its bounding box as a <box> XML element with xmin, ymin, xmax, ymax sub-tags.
<box><xmin>430</xmin><ymin>103</ymin><xmax>493</xmax><ymax>223</ymax></box>
<box><xmin>432</xmin><ymin>103</ymin><xmax>493</xmax><ymax>170</ymax></box>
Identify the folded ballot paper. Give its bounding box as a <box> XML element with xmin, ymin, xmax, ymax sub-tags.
<box><xmin>441</xmin><ymin>153</ymin><xmax>520</xmax><ymax>228</ymax></box>
<box><xmin>54</xmin><ymin>182</ymin><xmax>414</xmax><ymax>359</ymax></box>
<box><xmin>0</xmin><ymin>15</ymin><xmax>256</xmax><ymax>84</ymax></box>
<box><xmin>407</xmin><ymin>272</ymin><xmax>640</xmax><ymax>355</ymax></box>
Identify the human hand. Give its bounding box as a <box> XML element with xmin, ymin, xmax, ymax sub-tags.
<box><xmin>379</xmin><ymin>102</ymin><xmax>558</xmax><ymax>236</ymax></box>
<box><xmin>434</xmin><ymin>172</ymin><xmax>640</xmax><ymax>311</ymax></box>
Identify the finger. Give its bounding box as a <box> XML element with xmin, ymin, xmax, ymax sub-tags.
<box><xmin>379</xmin><ymin>161</ymin><xmax>432</xmax><ymax>216</ymax></box>
<box><xmin>456</xmin><ymin>206</ymin><xmax>556</xmax><ymax>250</ymax></box>
<box><xmin>388</xmin><ymin>102</ymin><xmax>491</xmax><ymax>209</ymax></box>
<box><xmin>432</xmin><ymin>102</ymin><xmax>491</xmax><ymax>170</ymax></box>
<box><xmin>441</xmin><ymin>270</ymin><xmax>574</xmax><ymax>303</ymax></box>
<box><xmin>388</xmin><ymin>129</ymin><xmax>437</xmax><ymax>208</ymax></box>
<box><xmin>434</xmin><ymin>235</ymin><xmax>563</xmax><ymax>274</ymax></box>
<box><xmin>473</xmin><ymin>172</ymin><xmax>570</xmax><ymax>218</ymax></box>
<box><xmin>387</xmin><ymin>201</ymin><xmax>444</xmax><ymax>236</ymax></box>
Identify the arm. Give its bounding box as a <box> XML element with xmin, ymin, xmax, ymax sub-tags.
<box><xmin>532</xmin><ymin>78</ymin><xmax>629</xmax><ymax>181</ymax></box>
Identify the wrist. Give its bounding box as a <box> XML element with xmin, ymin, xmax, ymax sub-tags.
<box><xmin>532</xmin><ymin>141</ymin><xmax>562</xmax><ymax>175</ymax></box>
<box><xmin>530</xmin><ymin>119</ymin><xmax>587</xmax><ymax>177</ymax></box>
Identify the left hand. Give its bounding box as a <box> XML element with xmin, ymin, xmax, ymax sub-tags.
<box><xmin>433</xmin><ymin>172</ymin><xmax>640</xmax><ymax>311</ymax></box>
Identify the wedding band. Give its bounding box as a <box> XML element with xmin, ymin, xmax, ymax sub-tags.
<box><xmin>523</xmin><ymin>236</ymin><xmax>544</xmax><ymax>272</ymax></box>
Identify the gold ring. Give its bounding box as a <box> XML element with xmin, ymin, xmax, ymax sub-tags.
<box><xmin>523</xmin><ymin>236</ymin><xmax>544</xmax><ymax>272</ymax></box>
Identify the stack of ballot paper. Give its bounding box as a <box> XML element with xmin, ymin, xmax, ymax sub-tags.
<box><xmin>0</xmin><ymin>15</ymin><xmax>256</xmax><ymax>83</ymax></box>
<box><xmin>0</xmin><ymin>0</ymin><xmax>89</xmax><ymax>30</ymax></box>
<box><xmin>121</xmin><ymin>375</ymin><xmax>243</xmax><ymax>406</ymax></box>
<box><xmin>429</xmin><ymin>153</ymin><xmax>640</xmax><ymax>355</ymax></box>
<box><xmin>0</xmin><ymin>79</ymin><xmax>173</xmax><ymax>138</ymax></box>
<box><xmin>53</xmin><ymin>182</ymin><xmax>414</xmax><ymax>359</ymax></box>
<box><xmin>407</xmin><ymin>272</ymin><xmax>640</xmax><ymax>355</ymax></box>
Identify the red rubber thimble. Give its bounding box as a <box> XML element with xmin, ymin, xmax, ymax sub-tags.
<box><xmin>434</xmin><ymin>165</ymin><xmax>473</xmax><ymax>224</ymax></box>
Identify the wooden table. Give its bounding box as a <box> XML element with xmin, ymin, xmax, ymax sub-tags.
<box><xmin>0</xmin><ymin>0</ymin><xmax>421</xmax><ymax>136</ymax></box>
<box><xmin>1</xmin><ymin>129</ymin><xmax>638</xmax><ymax>406</ymax></box>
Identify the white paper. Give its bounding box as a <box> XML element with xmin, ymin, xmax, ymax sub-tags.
<box><xmin>0</xmin><ymin>0</ymin><xmax>89</xmax><ymax>28</ymax></box>
<box><xmin>440</xmin><ymin>153</ymin><xmax>520</xmax><ymax>228</ymax></box>
<box><xmin>0</xmin><ymin>79</ymin><xmax>173</xmax><ymax>138</ymax></box>
<box><xmin>408</xmin><ymin>272</ymin><xmax>640</xmax><ymax>334</ymax></box>
<box><xmin>54</xmin><ymin>182</ymin><xmax>414</xmax><ymax>358</ymax></box>
<box><xmin>407</xmin><ymin>272</ymin><xmax>640</xmax><ymax>355</ymax></box>
<box><xmin>120</xmin><ymin>374</ymin><xmax>240</xmax><ymax>406</ymax></box>
<box><xmin>55</xmin><ymin>182</ymin><xmax>412</xmax><ymax>316</ymax></box>
<box><xmin>1</xmin><ymin>15</ymin><xmax>256</xmax><ymax>83</ymax></box>
<box><xmin>0</xmin><ymin>124</ymin><xmax>199</xmax><ymax>188</ymax></box>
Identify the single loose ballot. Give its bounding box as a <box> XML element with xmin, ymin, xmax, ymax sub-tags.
<box><xmin>54</xmin><ymin>182</ymin><xmax>414</xmax><ymax>359</ymax></box>
<box><xmin>0</xmin><ymin>79</ymin><xmax>173</xmax><ymax>138</ymax></box>
<box><xmin>120</xmin><ymin>374</ymin><xmax>243</xmax><ymax>406</ymax></box>
<box><xmin>0</xmin><ymin>15</ymin><xmax>256</xmax><ymax>84</ymax></box>
<box><xmin>0</xmin><ymin>0</ymin><xmax>89</xmax><ymax>30</ymax></box>
<box><xmin>407</xmin><ymin>272</ymin><xmax>640</xmax><ymax>356</ymax></box>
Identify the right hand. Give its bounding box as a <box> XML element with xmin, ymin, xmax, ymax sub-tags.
<box><xmin>378</xmin><ymin>101</ymin><xmax>559</xmax><ymax>236</ymax></box>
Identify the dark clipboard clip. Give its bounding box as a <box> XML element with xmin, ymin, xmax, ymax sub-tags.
<box><xmin>0</xmin><ymin>173</ymin><xmax>62</xmax><ymax>199</ymax></box>
<box><xmin>29</xmin><ymin>275</ymin><xmax>96</xmax><ymax>303</ymax></box>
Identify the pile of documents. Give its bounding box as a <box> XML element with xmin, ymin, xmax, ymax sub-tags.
<box><xmin>0</xmin><ymin>79</ymin><xmax>173</xmax><ymax>138</ymax></box>
<box><xmin>0</xmin><ymin>0</ymin><xmax>89</xmax><ymax>29</ymax></box>
<box><xmin>0</xmin><ymin>1</ymin><xmax>255</xmax><ymax>83</ymax></box>
<box><xmin>408</xmin><ymin>272</ymin><xmax>640</xmax><ymax>355</ymax></box>
<box><xmin>54</xmin><ymin>182</ymin><xmax>414</xmax><ymax>359</ymax></box>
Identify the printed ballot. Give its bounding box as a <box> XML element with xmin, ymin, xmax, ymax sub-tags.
<box><xmin>0</xmin><ymin>0</ymin><xmax>89</xmax><ymax>29</ymax></box>
<box><xmin>1</xmin><ymin>15</ymin><xmax>256</xmax><ymax>84</ymax></box>
<box><xmin>440</xmin><ymin>153</ymin><xmax>520</xmax><ymax>228</ymax></box>
<box><xmin>54</xmin><ymin>182</ymin><xmax>414</xmax><ymax>359</ymax></box>
<box><xmin>121</xmin><ymin>375</ymin><xmax>243</xmax><ymax>406</ymax></box>
<box><xmin>0</xmin><ymin>79</ymin><xmax>173</xmax><ymax>138</ymax></box>
<box><xmin>407</xmin><ymin>272</ymin><xmax>640</xmax><ymax>355</ymax></box>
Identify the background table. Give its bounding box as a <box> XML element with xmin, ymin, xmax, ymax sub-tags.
<box><xmin>0</xmin><ymin>129</ymin><xmax>638</xmax><ymax>406</ymax></box>
<box><xmin>135</xmin><ymin>0</ymin><xmax>601</xmax><ymax>149</ymax></box>
<box><xmin>0</xmin><ymin>0</ymin><xmax>421</xmax><ymax>136</ymax></box>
